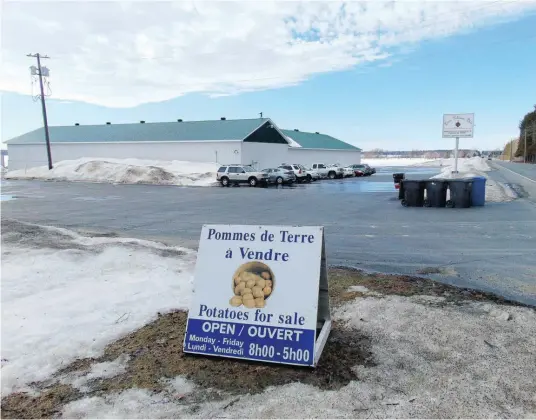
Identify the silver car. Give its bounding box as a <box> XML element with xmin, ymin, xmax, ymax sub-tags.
<box><xmin>262</xmin><ymin>168</ymin><xmax>296</xmax><ymax>185</ymax></box>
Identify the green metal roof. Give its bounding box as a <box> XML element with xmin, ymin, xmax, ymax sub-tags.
<box><xmin>7</xmin><ymin>118</ymin><xmax>270</xmax><ymax>144</ymax></box>
<box><xmin>281</xmin><ymin>129</ymin><xmax>361</xmax><ymax>151</ymax></box>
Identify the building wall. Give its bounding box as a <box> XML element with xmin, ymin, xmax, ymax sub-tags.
<box><xmin>241</xmin><ymin>142</ymin><xmax>289</xmax><ymax>169</ymax></box>
<box><xmin>288</xmin><ymin>148</ymin><xmax>361</xmax><ymax>166</ymax></box>
<box><xmin>7</xmin><ymin>141</ymin><xmax>243</xmax><ymax>170</ymax></box>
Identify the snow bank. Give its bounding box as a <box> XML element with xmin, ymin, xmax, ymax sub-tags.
<box><xmin>5</xmin><ymin>158</ymin><xmax>219</xmax><ymax>186</ymax></box>
<box><xmin>430</xmin><ymin>157</ymin><xmax>516</xmax><ymax>202</ymax></box>
<box><xmin>63</xmin><ymin>295</ymin><xmax>536</xmax><ymax>418</ymax></box>
<box><xmin>1</xmin><ymin>221</ymin><xmax>196</xmax><ymax>395</ymax></box>
<box><xmin>362</xmin><ymin>158</ymin><xmax>436</xmax><ymax>167</ymax></box>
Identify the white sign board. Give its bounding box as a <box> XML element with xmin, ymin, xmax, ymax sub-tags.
<box><xmin>183</xmin><ymin>224</ymin><xmax>331</xmax><ymax>367</ymax></box>
<box><xmin>443</xmin><ymin>113</ymin><xmax>474</xmax><ymax>138</ymax></box>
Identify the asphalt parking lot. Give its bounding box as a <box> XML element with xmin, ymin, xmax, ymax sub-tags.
<box><xmin>2</xmin><ymin>164</ymin><xmax>535</xmax><ymax>305</ymax></box>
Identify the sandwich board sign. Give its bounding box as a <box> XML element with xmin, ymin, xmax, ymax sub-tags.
<box><xmin>183</xmin><ymin>225</ymin><xmax>331</xmax><ymax>367</ymax></box>
<box><xmin>442</xmin><ymin>113</ymin><xmax>474</xmax><ymax>138</ymax></box>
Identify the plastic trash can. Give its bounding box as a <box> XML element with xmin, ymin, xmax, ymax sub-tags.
<box><xmin>401</xmin><ymin>180</ymin><xmax>425</xmax><ymax>207</ymax></box>
<box><xmin>393</xmin><ymin>173</ymin><xmax>405</xmax><ymax>200</ymax></box>
<box><xmin>471</xmin><ymin>176</ymin><xmax>486</xmax><ymax>206</ymax></box>
<box><xmin>424</xmin><ymin>179</ymin><xmax>448</xmax><ymax>207</ymax></box>
<box><xmin>446</xmin><ymin>179</ymin><xmax>473</xmax><ymax>208</ymax></box>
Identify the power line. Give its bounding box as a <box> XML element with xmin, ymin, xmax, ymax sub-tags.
<box><xmin>27</xmin><ymin>53</ymin><xmax>53</xmax><ymax>170</ymax></box>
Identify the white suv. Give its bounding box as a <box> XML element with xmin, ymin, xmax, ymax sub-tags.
<box><xmin>278</xmin><ymin>164</ymin><xmax>309</xmax><ymax>183</ymax></box>
<box><xmin>217</xmin><ymin>165</ymin><xmax>269</xmax><ymax>187</ymax></box>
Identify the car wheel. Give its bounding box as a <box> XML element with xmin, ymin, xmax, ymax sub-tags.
<box><xmin>276</xmin><ymin>176</ymin><xmax>283</xmax><ymax>185</ymax></box>
<box><xmin>424</xmin><ymin>199</ymin><xmax>431</xmax><ymax>207</ymax></box>
<box><xmin>328</xmin><ymin>171</ymin><xmax>336</xmax><ymax>179</ymax></box>
<box><xmin>401</xmin><ymin>199</ymin><xmax>408</xmax><ymax>207</ymax></box>
<box><xmin>446</xmin><ymin>200</ymin><xmax>454</xmax><ymax>208</ymax></box>
<box><xmin>306</xmin><ymin>174</ymin><xmax>312</xmax><ymax>182</ymax></box>
<box><xmin>248</xmin><ymin>177</ymin><xmax>258</xmax><ymax>187</ymax></box>
<box><xmin>220</xmin><ymin>177</ymin><xmax>229</xmax><ymax>187</ymax></box>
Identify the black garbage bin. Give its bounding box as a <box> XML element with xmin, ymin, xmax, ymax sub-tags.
<box><xmin>424</xmin><ymin>179</ymin><xmax>448</xmax><ymax>207</ymax></box>
<box><xmin>393</xmin><ymin>173</ymin><xmax>405</xmax><ymax>200</ymax></box>
<box><xmin>446</xmin><ymin>179</ymin><xmax>473</xmax><ymax>208</ymax></box>
<box><xmin>401</xmin><ymin>180</ymin><xmax>425</xmax><ymax>207</ymax></box>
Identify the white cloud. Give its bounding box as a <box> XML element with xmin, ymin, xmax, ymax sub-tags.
<box><xmin>1</xmin><ymin>1</ymin><xmax>535</xmax><ymax>107</ymax></box>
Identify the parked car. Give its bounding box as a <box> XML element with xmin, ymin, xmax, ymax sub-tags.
<box><xmin>342</xmin><ymin>166</ymin><xmax>355</xmax><ymax>177</ymax></box>
<box><xmin>349</xmin><ymin>164</ymin><xmax>375</xmax><ymax>176</ymax></box>
<box><xmin>304</xmin><ymin>166</ymin><xmax>321</xmax><ymax>181</ymax></box>
<box><xmin>327</xmin><ymin>164</ymin><xmax>346</xmax><ymax>179</ymax></box>
<box><xmin>217</xmin><ymin>165</ymin><xmax>269</xmax><ymax>187</ymax></box>
<box><xmin>279</xmin><ymin>164</ymin><xmax>308</xmax><ymax>183</ymax></box>
<box><xmin>262</xmin><ymin>167</ymin><xmax>296</xmax><ymax>185</ymax></box>
<box><xmin>328</xmin><ymin>164</ymin><xmax>345</xmax><ymax>179</ymax></box>
<box><xmin>311</xmin><ymin>163</ymin><xmax>329</xmax><ymax>178</ymax></box>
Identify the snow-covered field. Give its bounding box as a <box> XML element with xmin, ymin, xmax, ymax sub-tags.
<box><xmin>2</xmin><ymin>220</ymin><xmax>536</xmax><ymax>418</ymax></box>
<box><xmin>362</xmin><ymin>158</ymin><xmax>436</xmax><ymax>167</ymax></box>
<box><xmin>430</xmin><ymin>157</ymin><xmax>516</xmax><ymax>202</ymax></box>
<box><xmin>5</xmin><ymin>158</ymin><xmax>219</xmax><ymax>186</ymax></box>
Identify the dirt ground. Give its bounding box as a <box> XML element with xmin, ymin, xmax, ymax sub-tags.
<box><xmin>1</xmin><ymin>267</ymin><xmax>530</xmax><ymax>419</ymax></box>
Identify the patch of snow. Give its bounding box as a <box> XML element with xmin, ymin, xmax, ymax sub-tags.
<box><xmin>348</xmin><ymin>285</ymin><xmax>382</xmax><ymax>296</ymax></box>
<box><xmin>5</xmin><ymin>158</ymin><xmax>220</xmax><ymax>186</ymax></box>
<box><xmin>410</xmin><ymin>295</ymin><xmax>446</xmax><ymax>304</ymax></box>
<box><xmin>1</xmin><ymin>223</ymin><xmax>196</xmax><ymax>396</ymax></box>
<box><xmin>362</xmin><ymin>158</ymin><xmax>435</xmax><ymax>167</ymax></box>
<box><xmin>63</xmin><ymin>295</ymin><xmax>536</xmax><ymax>418</ymax></box>
<box><xmin>430</xmin><ymin>157</ymin><xmax>516</xmax><ymax>202</ymax></box>
<box><xmin>63</xmin><ymin>355</ymin><xmax>130</xmax><ymax>391</ymax></box>
<box><xmin>161</xmin><ymin>376</ymin><xmax>195</xmax><ymax>395</ymax></box>
<box><xmin>285</xmin><ymin>136</ymin><xmax>302</xmax><ymax>148</ymax></box>
<box><xmin>348</xmin><ymin>285</ymin><xmax>370</xmax><ymax>293</ymax></box>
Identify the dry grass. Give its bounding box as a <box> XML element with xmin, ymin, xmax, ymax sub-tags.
<box><xmin>2</xmin><ymin>267</ymin><xmax>528</xmax><ymax>419</ymax></box>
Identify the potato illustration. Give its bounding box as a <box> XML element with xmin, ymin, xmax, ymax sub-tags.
<box><xmin>232</xmin><ymin>262</ymin><xmax>275</xmax><ymax>309</ymax></box>
<box><xmin>243</xmin><ymin>298</ymin><xmax>255</xmax><ymax>309</ymax></box>
<box><xmin>230</xmin><ymin>296</ymin><xmax>242</xmax><ymax>307</ymax></box>
<box><xmin>252</xmin><ymin>286</ymin><xmax>264</xmax><ymax>298</ymax></box>
<box><xmin>235</xmin><ymin>282</ymin><xmax>246</xmax><ymax>295</ymax></box>
<box><xmin>241</xmin><ymin>272</ymin><xmax>253</xmax><ymax>282</ymax></box>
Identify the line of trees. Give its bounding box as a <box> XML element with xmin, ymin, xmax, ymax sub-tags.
<box><xmin>514</xmin><ymin>105</ymin><xmax>536</xmax><ymax>163</ymax></box>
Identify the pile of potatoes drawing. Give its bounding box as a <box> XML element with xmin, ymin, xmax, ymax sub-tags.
<box><xmin>230</xmin><ymin>262</ymin><xmax>274</xmax><ymax>309</ymax></box>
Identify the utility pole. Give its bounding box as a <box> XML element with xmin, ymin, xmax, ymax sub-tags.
<box><xmin>510</xmin><ymin>139</ymin><xmax>513</xmax><ymax>162</ymax></box>
<box><xmin>27</xmin><ymin>53</ymin><xmax>53</xmax><ymax>170</ymax></box>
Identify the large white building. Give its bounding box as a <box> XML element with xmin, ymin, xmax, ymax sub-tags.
<box><xmin>6</xmin><ymin>118</ymin><xmax>361</xmax><ymax>170</ymax></box>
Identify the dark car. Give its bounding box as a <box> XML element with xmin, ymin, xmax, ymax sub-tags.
<box><xmin>349</xmin><ymin>164</ymin><xmax>375</xmax><ymax>176</ymax></box>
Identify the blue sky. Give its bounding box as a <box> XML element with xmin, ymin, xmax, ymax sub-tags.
<box><xmin>2</xmin><ymin>2</ymin><xmax>536</xmax><ymax>151</ymax></box>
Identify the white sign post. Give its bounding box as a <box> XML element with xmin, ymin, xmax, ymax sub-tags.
<box><xmin>183</xmin><ymin>224</ymin><xmax>331</xmax><ymax>367</ymax></box>
<box><xmin>442</xmin><ymin>113</ymin><xmax>475</xmax><ymax>173</ymax></box>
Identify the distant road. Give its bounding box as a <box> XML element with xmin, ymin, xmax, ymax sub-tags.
<box><xmin>491</xmin><ymin>161</ymin><xmax>536</xmax><ymax>202</ymax></box>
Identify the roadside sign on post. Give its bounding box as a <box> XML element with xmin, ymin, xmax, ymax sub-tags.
<box><xmin>443</xmin><ymin>113</ymin><xmax>474</xmax><ymax>173</ymax></box>
<box><xmin>183</xmin><ymin>224</ymin><xmax>331</xmax><ymax>367</ymax></box>
<box><xmin>442</xmin><ymin>114</ymin><xmax>474</xmax><ymax>138</ymax></box>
